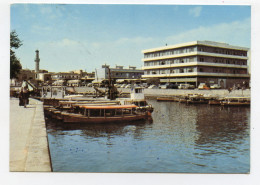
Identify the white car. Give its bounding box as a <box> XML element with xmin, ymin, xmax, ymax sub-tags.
<box><xmin>210</xmin><ymin>84</ymin><xmax>221</xmax><ymax>89</ymax></box>
<box><xmin>148</xmin><ymin>85</ymin><xmax>159</xmax><ymax>89</ymax></box>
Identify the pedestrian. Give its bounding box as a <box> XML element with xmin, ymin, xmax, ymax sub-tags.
<box><xmin>18</xmin><ymin>88</ymin><xmax>24</xmax><ymax>106</ymax></box>
<box><xmin>22</xmin><ymin>84</ymin><xmax>29</xmax><ymax>108</ymax></box>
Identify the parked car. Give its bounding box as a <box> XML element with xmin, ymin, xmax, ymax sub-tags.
<box><xmin>125</xmin><ymin>84</ymin><xmax>132</xmax><ymax>88</ymax></box>
<box><xmin>142</xmin><ymin>83</ymin><xmax>149</xmax><ymax>88</ymax></box>
<box><xmin>210</xmin><ymin>84</ymin><xmax>221</xmax><ymax>89</ymax></box>
<box><xmin>148</xmin><ymin>85</ymin><xmax>159</xmax><ymax>89</ymax></box>
<box><xmin>168</xmin><ymin>83</ymin><xmax>179</xmax><ymax>89</ymax></box>
<box><xmin>114</xmin><ymin>84</ymin><xmax>121</xmax><ymax>88</ymax></box>
<box><xmin>198</xmin><ymin>83</ymin><xmax>210</xmax><ymax>90</ymax></box>
<box><xmin>178</xmin><ymin>84</ymin><xmax>194</xmax><ymax>89</ymax></box>
<box><xmin>87</xmin><ymin>83</ymin><xmax>93</xmax><ymax>87</ymax></box>
<box><xmin>159</xmin><ymin>84</ymin><xmax>167</xmax><ymax>89</ymax></box>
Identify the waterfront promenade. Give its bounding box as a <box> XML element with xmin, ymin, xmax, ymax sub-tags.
<box><xmin>10</xmin><ymin>98</ymin><xmax>52</xmax><ymax>172</ymax></box>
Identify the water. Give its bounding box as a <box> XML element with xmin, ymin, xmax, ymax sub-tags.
<box><xmin>46</xmin><ymin>100</ymin><xmax>250</xmax><ymax>173</ymax></box>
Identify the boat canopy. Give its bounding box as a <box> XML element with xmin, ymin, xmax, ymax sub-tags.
<box><xmin>80</xmin><ymin>104</ymin><xmax>138</xmax><ymax>109</ymax></box>
<box><xmin>224</xmin><ymin>97</ymin><xmax>250</xmax><ymax>99</ymax></box>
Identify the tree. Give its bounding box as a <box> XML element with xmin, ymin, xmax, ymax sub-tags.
<box><xmin>10</xmin><ymin>30</ymin><xmax>22</xmax><ymax>79</ymax></box>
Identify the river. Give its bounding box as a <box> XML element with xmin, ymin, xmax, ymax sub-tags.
<box><xmin>46</xmin><ymin>100</ymin><xmax>250</xmax><ymax>173</ymax></box>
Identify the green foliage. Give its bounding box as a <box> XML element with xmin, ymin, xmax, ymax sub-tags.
<box><xmin>10</xmin><ymin>30</ymin><xmax>22</xmax><ymax>79</ymax></box>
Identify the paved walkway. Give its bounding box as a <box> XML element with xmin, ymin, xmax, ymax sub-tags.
<box><xmin>10</xmin><ymin>98</ymin><xmax>52</xmax><ymax>172</ymax></box>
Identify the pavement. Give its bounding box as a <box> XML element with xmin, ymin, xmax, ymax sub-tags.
<box><xmin>9</xmin><ymin>98</ymin><xmax>52</xmax><ymax>172</ymax></box>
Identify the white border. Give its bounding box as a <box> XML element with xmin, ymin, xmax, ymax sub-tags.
<box><xmin>1</xmin><ymin>1</ymin><xmax>260</xmax><ymax>185</ymax></box>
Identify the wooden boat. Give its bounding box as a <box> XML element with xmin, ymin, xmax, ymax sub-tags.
<box><xmin>44</xmin><ymin>85</ymin><xmax>153</xmax><ymax>123</ymax></box>
<box><xmin>156</xmin><ymin>97</ymin><xmax>178</xmax><ymax>102</ymax></box>
<box><xmin>45</xmin><ymin>104</ymin><xmax>151</xmax><ymax>123</ymax></box>
<box><xmin>208</xmin><ymin>99</ymin><xmax>221</xmax><ymax>105</ymax></box>
<box><xmin>187</xmin><ymin>94</ymin><xmax>208</xmax><ymax>104</ymax></box>
<box><xmin>220</xmin><ymin>97</ymin><xmax>250</xmax><ymax>106</ymax></box>
<box><xmin>208</xmin><ymin>98</ymin><xmax>224</xmax><ymax>105</ymax></box>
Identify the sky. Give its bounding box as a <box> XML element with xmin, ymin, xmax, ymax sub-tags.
<box><xmin>10</xmin><ymin>4</ymin><xmax>251</xmax><ymax>73</ymax></box>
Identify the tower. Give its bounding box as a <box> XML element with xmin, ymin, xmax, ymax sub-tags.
<box><xmin>35</xmin><ymin>50</ymin><xmax>40</xmax><ymax>73</ymax></box>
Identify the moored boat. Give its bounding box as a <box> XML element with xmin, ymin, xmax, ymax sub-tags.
<box><xmin>157</xmin><ymin>97</ymin><xmax>178</xmax><ymax>102</ymax></box>
<box><xmin>186</xmin><ymin>94</ymin><xmax>208</xmax><ymax>104</ymax></box>
<box><xmin>45</xmin><ymin>104</ymin><xmax>152</xmax><ymax>123</ymax></box>
<box><xmin>220</xmin><ymin>97</ymin><xmax>250</xmax><ymax>106</ymax></box>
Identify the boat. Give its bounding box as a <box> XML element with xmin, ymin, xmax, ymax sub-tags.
<box><xmin>156</xmin><ymin>97</ymin><xmax>178</xmax><ymax>102</ymax></box>
<box><xmin>44</xmin><ymin>86</ymin><xmax>153</xmax><ymax>123</ymax></box>
<box><xmin>186</xmin><ymin>94</ymin><xmax>208</xmax><ymax>104</ymax></box>
<box><xmin>45</xmin><ymin>104</ymin><xmax>152</xmax><ymax>123</ymax></box>
<box><xmin>208</xmin><ymin>97</ymin><xmax>224</xmax><ymax>105</ymax></box>
<box><xmin>220</xmin><ymin>97</ymin><xmax>250</xmax><ymax>106</ymax></box>
<box><xmin>208</xmin><ymin>99</ymin><xmax>221</xmax><ymax>105</ymax></box>
<box><xmin>117</xmin><ymin>87</ymin><xmax>153</xmax><ymax>112</ymax></box>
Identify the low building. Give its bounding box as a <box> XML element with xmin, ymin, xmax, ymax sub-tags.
<box><xmin>17</xmin><ymin>69</ymin><xmax>35</xmax><ymax>82</ymax></box>
<box><xmin>141</xmin><ymin>41</ymin><xmax>250</xmax><ymax>88</ymax></box>
<box><xmin>51</xmin><ymin>72</ymin><xmax>81</xmax><ymax>81</ymax></box>
<box><xmin>95</xmin><ymin>64</ymin><xmax>144</xmax><ymax>83</ymax></box>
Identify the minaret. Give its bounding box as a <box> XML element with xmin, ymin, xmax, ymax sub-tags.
<box><xmin>35</xmin><ymin>50</ymin><xmax>40</xmax><ymax>73</ymax></box>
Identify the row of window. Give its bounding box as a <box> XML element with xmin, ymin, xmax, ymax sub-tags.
<box><xmin>144</xmin><ymin>46</ymin><xmax>247</xmax><ymax>59</ymax></box>
<box><xmin>144</xmin><ymin>57</ymin><xmax>247</xmax><ymax>66</ymax></box>
<box><xmin>198</xmin><ymin>46</ymin><xmax>247</xmax><ymax>57</ymax></box>
<box><xmin>111</xmin><ymin>72</ymin><xmax>143</xmax><ymax>77</ymax></box>
<box><xmin>144</xmin><ymin>46</ymin><xmax>196</xmax><ymax>58</ymax></box>
<box><xmin>144</xmin><ymin>67</ymin><xmax>248</xmax><ymax>75</ymax></box>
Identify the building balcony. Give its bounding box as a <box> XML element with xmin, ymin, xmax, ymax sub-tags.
<box><xmin>142</xmin><ymin>72</ymin><xmax>250</xmax><ymax>78</ymax></box>
<box><xmin>142</xmin><ymin>62</ymin><xmax>248</xmax><ymax>70</ymax></box>
<box><xmin>142</xmin><ymin>51</ymin><xmax>248</xmax><ymax>62</ymax></box>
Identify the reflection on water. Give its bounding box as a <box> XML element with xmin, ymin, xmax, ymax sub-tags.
<box><xmin>46</xmin><ymin>100</ymin><xmax>250</xmax><ymax>173</ymax></box>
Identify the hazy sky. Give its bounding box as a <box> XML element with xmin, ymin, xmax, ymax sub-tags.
<box><xmin>10</xmin><ymin>4</ymin><xmax>251</xmax><ymax>73</ymax></box>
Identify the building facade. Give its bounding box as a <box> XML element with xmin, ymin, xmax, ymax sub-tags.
<box><xmin>95</xmin><ymin>64</ymin><xmax>144</xmax><ymax>82</ymax></box>
<box><xmin>142</xmin><ymin>41</ymin><xmax>250</xmax><ymax>88</ymax></box>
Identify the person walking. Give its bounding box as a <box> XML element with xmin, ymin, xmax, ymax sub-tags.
<box><xmin>22</xmin><ymin>84</ymin><xmax>29</xmax><ymax>108</ymax></box>
<box><xmin>18</xmin><ymin>88</ymin><xmax>24</xmax><ymax>106</ymax></box>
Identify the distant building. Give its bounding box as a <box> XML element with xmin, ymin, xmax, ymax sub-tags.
<box><xmin>17</xmin><ymin>69</ymin><xmax>36</xmax><ymax>82</ymax></box>
<box><xmin>94</xmin><ymin>64</ymin><xmax>144</xmax><ymax>82</ymax></box>
<box><xmin>142</xmin><ymin>41</ymin><xmax>250</xmax><ymax>88</ymax></box>
<box><xmin>51</xmin><ymin>72</ymin><xmax>81</xmax><ymax>81</ymax></box>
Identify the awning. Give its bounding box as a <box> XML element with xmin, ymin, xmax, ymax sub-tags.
<box><xmin>80</xmin><ymin>104</ymin><xmax>138</xmax><ymax>109</ymax></box>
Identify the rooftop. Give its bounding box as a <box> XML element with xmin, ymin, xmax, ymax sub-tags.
<box><xmin>142</xmin><ymin>40</ymin><xmax>249</xmax><ymax>53</ymax></box>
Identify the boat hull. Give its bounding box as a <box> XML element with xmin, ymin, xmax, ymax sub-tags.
<box><xmin>61</xmin><ymin>113</ymin><xmax>149</xmax><ymax>123</ymax></box>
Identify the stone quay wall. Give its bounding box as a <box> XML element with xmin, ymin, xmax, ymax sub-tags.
<box><xmin>72</xmin><ymin>87</ymin><xmax>250</xmax><ymax>98</ymax></box>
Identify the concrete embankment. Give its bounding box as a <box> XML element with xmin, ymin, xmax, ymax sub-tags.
<box><xmin>72</xmin><ymin>87</ymin><xmax>250</xmax><ymax>98</ymax></box>
<box><xmin>143</xmin><ymin>88</ymin><xmax>251</xmax><ymax>98</ymax></box>
<box><xmin>10</xmin><ymin>98</ymin><xmax>52</xmax><ymax>172</ymax></box>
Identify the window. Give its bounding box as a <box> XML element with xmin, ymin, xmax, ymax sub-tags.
<box><xmin>199</xmin><ymin>68</ymin><xmax>203</xmax><ymax>72</ymax></box>
<box><xmin>199</xmin><ymin>58</ymin><xmax>204</xmax><ymax>62</ymax></box>
<box><xmin>180</xmin><ymin>69</ymin><xmax>184</xmax><ymax>73</ymax></box>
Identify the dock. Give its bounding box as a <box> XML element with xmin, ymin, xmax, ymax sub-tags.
<box><xmin>10</xmin><ymin>98</ymin><xmax>52</xmax><ymax>172</ymax></box>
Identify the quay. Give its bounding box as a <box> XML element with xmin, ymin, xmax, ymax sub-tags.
<box><xmin>10</xmin><ymin>98</ymin><xmax>52</xmax><ymax>172</ymax></box>
<box><xmin>66</xmin><ymin>87</ymin><xmax>250</xmax><ymax>98</ymax></box>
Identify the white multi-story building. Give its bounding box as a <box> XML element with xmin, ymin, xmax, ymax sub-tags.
<box><xmin>95</xmin><ymin>64</ymin><xmax>144</xmax><ymax>82</ymax></box>
<box><xmin>142</xmin><ymin>41</ymin><xmax>250</xmax><ymax>88</ymax></box>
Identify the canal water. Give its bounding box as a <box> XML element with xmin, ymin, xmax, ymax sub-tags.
<box><xmin>46</xmin><ymin>100</ymin><xmax>250</xmax><ymax>173</ymax></box>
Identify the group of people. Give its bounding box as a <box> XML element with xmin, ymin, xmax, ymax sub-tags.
<box><xmin>19</xmin><ymin>85</ymin><xmax>30</xmax><ymax>108</ymax></box>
